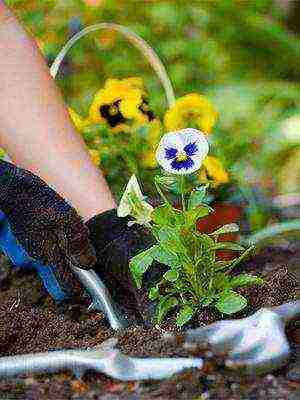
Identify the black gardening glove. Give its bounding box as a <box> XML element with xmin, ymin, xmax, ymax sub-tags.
<box><xmin>0</xmin><ymin>159</ymin><xmax>97</xmax><ymax>302</ymax></box>
<box><xmin>86</xmin><ymin>209</ymin><xmax>167</xmax><ymax>325</ymax></box>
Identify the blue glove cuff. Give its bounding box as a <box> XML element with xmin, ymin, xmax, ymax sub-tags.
<box><xmin>0</xmin><ymin>209</ymin><xmax>66</xmax><ymax>303</ymax></box>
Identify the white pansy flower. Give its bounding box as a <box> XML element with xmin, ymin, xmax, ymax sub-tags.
<box><xmin>117</xmin><ymin>174</ymin><xmax>153</xmax><ymax>225</ymax></box>
<box><xmin>155</xmin><ymin>128</ymin><xmax>209</xmax><ymax>175</ymax></box>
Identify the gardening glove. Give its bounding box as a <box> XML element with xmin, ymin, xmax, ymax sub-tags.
<box><xmin>0</xmin><ymin>159</ymin><xmax>97</xmax><ymax>303</ymax></box>
<box><xmin>86</xmin><ymin>208</ymin><xmax>167</xmax><ymax>325</ymax></box>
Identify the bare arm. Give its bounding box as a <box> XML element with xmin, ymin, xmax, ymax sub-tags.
<box><xmin>0</xmin><ymin>2</ymin><xmax>115</xmax><ymax>221</ymax></box>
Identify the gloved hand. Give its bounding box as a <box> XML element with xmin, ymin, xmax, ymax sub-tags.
<box><xmin>86</xmin><ymin>209</ymin><xmax>167</xmax><ymax>325</ymax></box>
<box><xmin>0</xmin><ymin>159</ymin><xmax>97</xmax><ymax>303</ymax></box>
<box><xmin>0</xmin><ymin>159</ymin><xmax>162</xmax><ymax>323</ymax></box>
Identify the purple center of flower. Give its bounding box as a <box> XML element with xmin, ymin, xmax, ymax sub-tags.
<box><xmin>164</xmin><ymin>141</ymin><xmax>198</xmax><ymax>171</ymax></box>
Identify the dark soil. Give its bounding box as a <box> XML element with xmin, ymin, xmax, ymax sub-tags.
<box><xmin>0</xmin><ymin>243</ymin><xmax>299</xmax><ymax>400</ymax></box>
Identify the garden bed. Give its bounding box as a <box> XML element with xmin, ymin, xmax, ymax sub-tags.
<box><xmin>0</xmin><ymin>243</ymin><xmax>298</xmax><ymax>400</ymax></box>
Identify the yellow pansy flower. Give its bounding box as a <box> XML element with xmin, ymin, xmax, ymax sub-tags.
<box><xmin>68</xmin><ymin>107</ymin><xmax>90</xmax><ymax>132</ymax></box>
<box><xmin>201</xmin><ymin>156</ymin><xmax>229</xmax><ymax>187</ymax></box>
<box><xmin>164</xmin><ymin>93</ymin><xmax>218</xmax><ymax>134</ymax></box>
<box><xmin>89</xmin><ymin>77</ymin><xmax>156</xmax><ymax>133</ymax></box>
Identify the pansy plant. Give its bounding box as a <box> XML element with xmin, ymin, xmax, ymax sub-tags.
<box><xmin>118</xmin><ymin>128</ymin><xmax>264</xmax><ymax>327</ymax></box>
<box><xmin>118</xmin><ymin>129</ymin><xmax>263</xmax><ymax>327</ymax></box>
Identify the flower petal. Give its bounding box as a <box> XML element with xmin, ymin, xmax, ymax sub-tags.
<box><xmin>184</xmin><ymin>141</ymin><xmax>198</xmax><ymax>157</ymax></box>
<box><xmin>171</xmin><ymin>157</ymin><xmax>194</xmax><ymax>171</ymax></box>
<box><xmin>164</xmin><ymin>93</ymin><xmax>218</xmax><ymax>134</ymax></box>
<box><xmin>117</xmin><ymin>174</ymin><xmax>153</xmax><ymax>224</ymax></box>
<box><xmin>117</xmin><ymin>174</ymin><xmax>144</xmax><ymax>217</ymax></box>
<box><xmin>165</xmin><ymin>147</ymin><xmax>178</xmax><ymax>160</ymax></box>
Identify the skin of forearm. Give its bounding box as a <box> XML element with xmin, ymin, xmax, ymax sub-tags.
<box><xmin>0</xmin><ymin>2</ymin><xmax>116</xmax><ymax>220</ymax></box>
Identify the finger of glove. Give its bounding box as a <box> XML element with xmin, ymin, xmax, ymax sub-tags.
<box><xmin>62</xmin><ymin>209</ymin><xmax>97</xmax><ymax>270</ymax></box>
<box><xmin>94</xmin><ymin>226</ymin><xmax>166</xmax><ymax>324</ymax></box>
<box><xmin>86</xmin><ymin>209</ymin><xmax>167</xmax><ymax>324</ymax></box>
<box><xmin>54</xmin><ymin>255</ymin><xmax>87</xmax><ymax>302</ymax></box>
<box><xmin>36</xmin><ymin>230</ymin><xmax>86</xmax><ymax>302</ymax></box>
<box><xmin>85</xmin><ymin>209</ymin><xmax>131</xmax><ymax>254</ymax></box>
<box><xmin>87</xmin><ymin>209</ymin><xmax>156</xmax><ymax>281</ymax></box>
<box><xmin>32</xmin><ymin>206</ymin><xmax>97</xmax><ymax>270</ymax></box>
<box><xmin>10</xmin><ymin>205</ymin><xmax>96</xmax><ymax>276</ymax></box>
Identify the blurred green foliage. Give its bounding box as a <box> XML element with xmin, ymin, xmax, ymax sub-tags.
<box><xmin>5</xmin><ymin>0</ymin><xmax>300</xmax><ymax>228</ymax></box>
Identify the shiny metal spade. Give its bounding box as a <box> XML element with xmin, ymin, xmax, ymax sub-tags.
<box><xmin>0</xmin><ymin>338</ymin><xmax>203</xmax><ymax>381</ymax></box>
<box><xmin>182</xmin><ymin>300</ymin><xmax>300</xmax><ymax>375</ymax></box>
<box><xmin>70</xmin><ymin>264</ymin><xmax>129</xmax><ymax>330</ymax></box>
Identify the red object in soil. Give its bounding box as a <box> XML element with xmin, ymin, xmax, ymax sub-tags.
<box><xmin>197</xmin><ymin>202</ymin><xmax>243</xmax><ymax>261</ymax></box>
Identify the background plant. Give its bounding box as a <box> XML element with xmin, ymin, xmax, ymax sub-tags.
<box><xmin>4</xmin><ymin>0</ymin><xmax>300</xmax><ymax>231</ymax></box>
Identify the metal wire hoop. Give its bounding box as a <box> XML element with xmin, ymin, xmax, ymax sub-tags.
<box><xmin>50</xmin><ymin>22</ymin><xmax>176</xmax><ymax>108</ymax></box>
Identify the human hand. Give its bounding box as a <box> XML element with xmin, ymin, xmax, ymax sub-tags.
<box><xmin>0</xmin><ymin>159</ymin><xmax>97</xmax><ymax>302</ymax></box>
<box><xmin>86</xmin><ymin>209</ymin><xmax>167</xmax><ymax>325</ymax></box>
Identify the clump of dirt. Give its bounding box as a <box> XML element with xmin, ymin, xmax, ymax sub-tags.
<box><xmin>0</xmin><ymin>244</ymin><xmax>298</xmax><ymax>400</ymax></box>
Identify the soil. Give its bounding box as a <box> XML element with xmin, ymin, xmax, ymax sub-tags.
<box><xmin>0</xmin><ymin>243</ymin><xmax>299</xmax><ymax>400</ymax></box>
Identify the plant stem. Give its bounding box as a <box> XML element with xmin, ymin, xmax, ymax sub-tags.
<box><xmin>180</xmin><ymin>176</ymin><xmax>186</xmax><ymax>212</ymax></box>
<box><xmin>154</xmin><ymin>178</ymin><xmax>172</xmax><ymax>208</ymax></box>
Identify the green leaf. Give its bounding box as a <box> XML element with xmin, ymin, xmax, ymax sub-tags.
<box><xmin>158</xmin><ymin>227</ymin><xmax>186</xmax><ymax>254</ymax></box>
<box><xmin>156</xmin><ymin>296</ymin><xmax>178</xmax><ymax>324</ymax></box>
<box><xmin>212</xmin><ymin>242</ymin><xmax>245</xmax><ymax>251</ymax></box>
<box><xmin>213</xmin><ymin>273</ymin><xmax>231</xmax><ymax>290</ymax></box>
<box><xmin>129</xmin><ymin>245</ymin><xmax>157</xmax><ymax>288</ymax></box>
<box><xmin>220</xmin><ymin>246</ymin><xmax>254</xmax><ymax>273</ymax></box>
<box><xmin>210</xmin><ymin>223</ymin><xmax>239</xmax><ymax>236</ymax></box>
<box><xmin>154</xmin><ymin>174</ymin><xmax>182</xmax><ymax>196</ymax></box>
<box><xmin>185</xmin><ymin>205</ymin><xmax>212</xmax><ymax>226</ymax></box>
<box><xmin>214</xmin><ymin>260</ymin><xmax>234</xmax><ymax>272</ymax></box>
<box><xmin>188</xmin><ymin>184</ymin><xmax>209</xmax><ymax>210</ymax></box>
<box><xmin>197</xmin><ymin>233</ymin><xmax>216</xmax><ymax>249</ymax></box>
<box><xmin>150</xmin><ymin>224</ymin><xmax>161</xmax><ymax>238</ymax></box>
<box><xmin>152</xmin><ymin>245</ymin><xmax>179</xmax><ymax>267</ymax></box>
<box><xmin>82</xmin><ymin>127</ymin><xmax>97</xmax><ymax>142</ymax></box>
<box><xmin>151</xmin><ymin>204</ymin><xmax>184</xmax><ymax>227</ymax></box>
<box><xmin>230</xmin><ymin>274</ymin><xmax>264</xmax><ymax>288</ymax></box>
<box><xmin>201</xmin><ymin>296</ymin><xmax>214</xmax><ymax>306</ymax></box>
<box><xmin>215</xmin><ymin>291</ymin><xmax>247</xmax><ymax>314</ymax></box>
<box><xmin>176</xmin><ymin>305</ymin><xmax>196</xmax><ymax>327</ymax></box>
<box><xmin>149</xmin><ymin>285</ymin><xmax>160</xmax><ymax>300</ymax></box>
<box><xmin>154</xmin><ymin>175</ymin><xmax>177</xmax><ymax>190</ymax></box>
<box><xmin>163</xmin><ymin>270</ymin><xmax>179</xmax><ymax>282</ymax></box>
<box><xmin>174</xmin><ymin>279</ymin><xmax>189</xmax><ymax>292</ymax></box>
